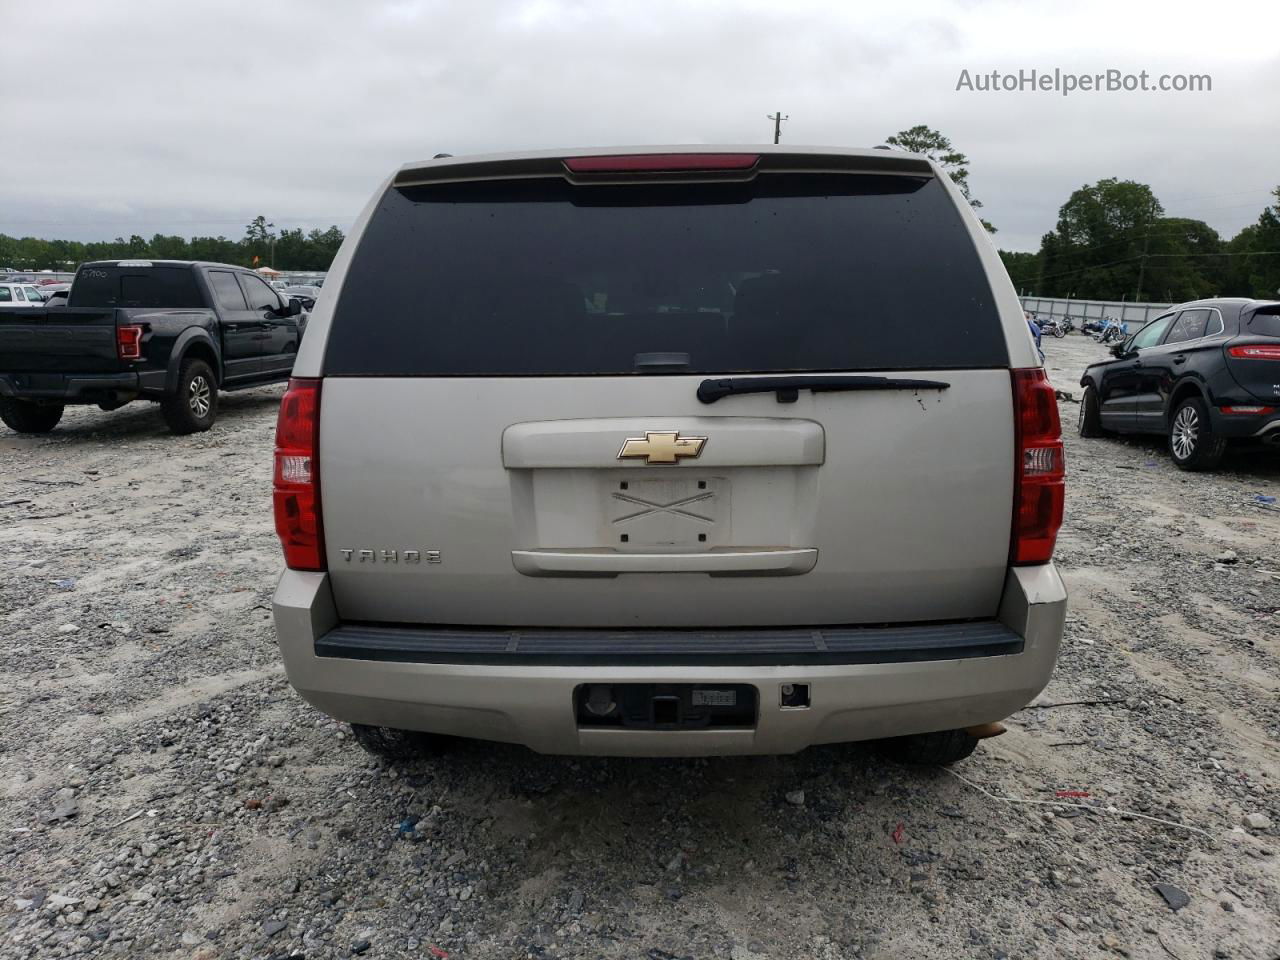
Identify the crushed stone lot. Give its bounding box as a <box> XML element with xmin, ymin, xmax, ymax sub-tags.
<box><xmin>2</xmin><ymin>336</ymin><xmax>1278</xmax><ymax>960</ymax></box>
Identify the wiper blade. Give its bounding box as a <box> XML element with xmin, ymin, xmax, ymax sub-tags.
<box><xmin>697</xmin><ymin>374</ymin><xmax>951</xmax><ymax>404</ymax></box>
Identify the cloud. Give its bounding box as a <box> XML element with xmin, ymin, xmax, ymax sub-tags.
<box><xmin>2</xmin><ymin>0</ymin><xmax>1276</xmax><ymax>251</ymax></box>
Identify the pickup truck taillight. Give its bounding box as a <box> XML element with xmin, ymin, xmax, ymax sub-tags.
<box><xmin>1010</xmin><ymin>368</ymin><xmax>1065</xmax><ymax>566</ymax></box>
<box><xmin>116</xmin><ymin>324</ymin><xmax>143</xmax><ymax>360</ymax></box>
<box><xmin>273</xmin><ymin>378</ymin><xmax>325</xmax><ymax>571</ymax></box>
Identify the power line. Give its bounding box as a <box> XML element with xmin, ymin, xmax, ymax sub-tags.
<box><xmin>1009</xmin><ymin>249</ymin><xmax>1280</xmax><ymax>287</ymax></box>
<box><xmin>1010</xmin><ymin>255</ymin><xmax>1142</xmax><ymax>286</ymax></box>
<box><xmin>1146</xmin><ymin>250</ymin><xmax>1280</xmax><ymax>258</ymax></box>
<box><xmin>1050</xmin><ymin>225</ymin><xmax>1223</xmax><ymax>258</ymax></box>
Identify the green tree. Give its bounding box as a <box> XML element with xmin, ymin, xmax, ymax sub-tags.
<box><xmin>1037</xmin><ymin>179</ymin><xmax>1163</xmax><ymax>299</ymax></box>
<box><xmin>1033</xmin><ymin>178</ymin><xmax>1237</xmax><ymax>300</ymax></box>
<box><xmin>242</xmin><ymin>215</ymin><xmax>276</xmax><ymax>266</ymax></box>
<box><xmin>1141</xmin><ymin>217</ymin><xmax>1225</xmax><ymax>302</ymax></box>
<box><xmin>885</xmin><ymin>124</ymin><xmax>994</xmax><ymax>232</ymax></box>
<box><xmin>998</xmin><ymin>250</ymin><xmax>1041</xmax><ymax>292</ymax></box>
<box><xmin>1228</xmin><ymin>187</ymin><xmax>1280</xmax><ymax>298</ymax></box>
<box><xmin>149</xmin><ymin>233</ymin><xmax>192</xmax><ymax>260</ymax></box>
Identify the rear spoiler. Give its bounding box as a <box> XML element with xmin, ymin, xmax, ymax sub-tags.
<box><xmin>1245</xmin><ymin>301</ymin><xmax>1280</xmax><ymax>328</ymax></box>
<box><xmin>394</xmin><ymin>149</ymin><xmax>935</xmax><ymax>187</ymax></box>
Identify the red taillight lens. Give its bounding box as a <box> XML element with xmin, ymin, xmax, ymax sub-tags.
<box><xmin>116</xmin><ymin>324</ymin><xmax>143</xmax><ymax>360</ymax></box>
<box><xmin>563</xmin><ymin>153</ymin><xmax>759</xmax><ymax>174</ymax></box>
<box><xmin>1228</xmin><ymin>344</ymin><xmax>1280</xmax><ymax>360</ymax></box>
<box><xmin>1010</xmin><ymin>368</ymin><xmax>1065</xmax><ymax>566</ymax></box>
<box><xmin>1221</xmin><ymin>405</ymin><xmax>1276</xmax><ymax>415</ymax></box>
<box><xmin>273</xmin><ymin>378</ymin><xmax>325</xmax><ymax>571</ymax></box>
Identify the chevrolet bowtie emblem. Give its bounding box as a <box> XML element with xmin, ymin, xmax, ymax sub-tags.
<box><xmin>617</xmin><ymin>430</ymin><xmax>707</xmax><ymax>465</ymax></box>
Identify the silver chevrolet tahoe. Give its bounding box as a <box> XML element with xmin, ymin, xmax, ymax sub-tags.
<box><xmin>272</xmin><ymin>146</ymin><xmax>1067</xmax><ymax>764</ymax></box>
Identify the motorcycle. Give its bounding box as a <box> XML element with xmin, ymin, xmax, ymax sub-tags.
<box><xmin>1093</xmin><ymin>317</ymin><xmax>1128</xmax><ymax>344</ymax></box>
<box><xmin>1040</xmin><ymin>317</ymin><xmax>1070</xmax><ymax>338</ymax></box>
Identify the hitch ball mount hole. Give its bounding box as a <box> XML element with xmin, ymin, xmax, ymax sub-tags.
<box><xmin>780</xmin><ymin>683</ymin><xmax>810</xmax><ymax>709</ymax></box>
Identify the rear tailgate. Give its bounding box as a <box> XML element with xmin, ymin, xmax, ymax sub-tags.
<box><xmin>1225</xmin><ymin>305</ymin><xmax>1280</xmax><ymax>404</ymax></box>
<box><xmin>316</xmin><ymin>161</ymin><xmax>1016</xmax><ymax>629</ymax></box>
<box><xmin>0</xmin><ymin>307</ymin><xmax>121</xmax><ymax>373</ymax></box>
<box><xmin>320</xmin><ymin>375</ymin><xmax>1013</xmax><ymax>628</ymax></box>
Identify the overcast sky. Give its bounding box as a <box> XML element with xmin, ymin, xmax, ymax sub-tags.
<box><xmin>2</xmin><ymin>0</ymin><xmax>1277</xmax><ymax>253</ymax></box>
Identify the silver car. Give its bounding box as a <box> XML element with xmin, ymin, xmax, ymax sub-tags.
<box><xmin>272</xmin><ymin>146</ymin><xmax>1066</xmax><ymax>764</ymax></box>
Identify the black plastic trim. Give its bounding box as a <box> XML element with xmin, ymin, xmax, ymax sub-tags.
<box><xmin>315</xmin><ymin>621</ymin><xmax>1023</xmax><ymax>667</ymax></box>
<box><xmin>697</xmin><ymin>374</ymin><xmax>951</xmax><ymax>404</ymax></box>
<box><xmin>0</xmin><ymin>371</ymin><xmax>138</xmax><ymax>400</ymax></box>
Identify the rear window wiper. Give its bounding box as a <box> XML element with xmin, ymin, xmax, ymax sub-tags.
<box><xmin>697</xmin><ymin>374</ymin><xmax>951</xmax><ymax>404</ymax></box>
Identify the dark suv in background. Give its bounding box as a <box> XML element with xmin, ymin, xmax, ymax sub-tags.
<box><xmin>1079</xmin><ymin>298</ymin><xmax>1280</xmax><ymax>470</ymax></box>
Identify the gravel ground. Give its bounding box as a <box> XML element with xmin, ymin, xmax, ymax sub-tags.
<box><xmin>2</xmin><ymin>336</ymin><xmax>1278</xmax><ymax>960</ymax></box>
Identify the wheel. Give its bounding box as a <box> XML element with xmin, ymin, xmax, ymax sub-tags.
<box><xmin>0</xmin><ymin>398</ymin><xmax>63</xmax><ymax>433</ymax></box>
<box><xmin>1052</xmin><ymin>325</ymin><xmax>1067</xmax><ymax>338</ymax></box>
<box><xmin>877</xmin><ymin>729</ymin><xmax>979</xmax><ymax>766</ymax></box>
<box><xmin>349</xmin><ymin>723</ymin><xmax>452</xmax><ymax>761</ymax></box>
<box><xmin>160</xmin><ymin>358</ymin><xmax>218</xmax><ymax>434</ymax></box>
<box><xmin>1168</xmin><ymin>396</ymin><xmax>1225</xmax><ymax>471</ymax></box>
<box><xmin>1078</xmin><ymin>384</ymin><xmax>1105</xmax><ymax>438</ymax></box>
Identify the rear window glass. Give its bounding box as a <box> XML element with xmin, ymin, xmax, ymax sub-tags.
<box><xmin>70</xmin><ymin>265</ymin><xmax>204</xmax><ymax>309</ymax></box>
<box><xmin>1246</xmin><ymin>308</ymin><xmax>1280</xmax><ymax>337</ymax></box>
<box><xmin>324</xmin><ymin>173</ymin><xmax>1007</xmax><ymax>376</ymax></box>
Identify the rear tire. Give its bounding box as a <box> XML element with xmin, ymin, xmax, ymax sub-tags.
<box><xmin>161</xmin><ymin>358</ymin><xmax>218</xmax><ymax>434</ymax></box>
<box><xmin>1078</xmin><ymin>384</ymin><xmax>1105</xmax><ymax>438</ymax></box>
<box><xmin>1168</xmin><ymin>396</ymin><xmax>1225</xmax><ymax>471</ymax></box>
<box><xmin>349</xmin><ymin>723</ymin><xmax>452</xmax><ymax>762</ymax></box>
<box><xmin>878</xmin><ymin>729</ymin><xmax>979</xmax><ymax>766</ymax></box>
<box><xmin>0</xmin><ymin>399</ymin><xmax>63</xmax><ymax>434</ymax></box>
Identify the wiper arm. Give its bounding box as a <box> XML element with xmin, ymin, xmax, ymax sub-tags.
<box><xmin>697</xmin><ymin>374</ymin><xmax>951</xmax><ymax>404</ymax></box>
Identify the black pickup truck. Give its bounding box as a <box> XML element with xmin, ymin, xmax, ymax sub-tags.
<box><xmin>0</xmin><ymin>260</ymin><xmax>304</xmax><ymax>434</ymax></box>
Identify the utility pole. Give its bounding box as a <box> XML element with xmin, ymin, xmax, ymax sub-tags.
<box><xmin>767</xmin><ymin>111</ymin><xmax>788</xmax><ymax>144</ymax></box>
<box><xmin>1134</xmin><ymin>201</ymin><xmax>1155</xmax><ymax>302</ymax></box>
<box><xmin>267</xmin><ymin>221</ymin><xmax>276</xmax><ymax>271</ymax></box>
<box><xmin>1134</xmin><ymin>232</ymin><xmax>1149</xmax><ymax>302</ymax></box>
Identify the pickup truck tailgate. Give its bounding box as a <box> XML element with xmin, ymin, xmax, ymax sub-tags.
<box><xmin>0</xmin><ymin>307</ymin><xmax>121</xmax><ymax>372</ymax></box>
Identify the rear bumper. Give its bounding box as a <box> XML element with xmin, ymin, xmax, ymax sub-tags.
<box><xmin>0</xmin><ymin>370</ymin><xmax>164</xmax><ymax>403</ymax></box>
<box><xmin>272</xmin><ymin>564</ymin><xmax>1066</xmax><ymax>756</ymax></box>
<box><xmin>1213</xmin><ymin>409</ymin><xmax>1280</xmax><ymax>442</ymax></box>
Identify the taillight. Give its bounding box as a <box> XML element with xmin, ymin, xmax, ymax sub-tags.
<box><xmin>1010</xmin><ymin>368</ymin><xmax>1065</xmax><ymax>566</ymax></box>
<box><xmin>116</xmin><ymin>324</ymin><xmax>143</xmax><ymax>360</ymax></box>
<box><xmin>1228</xmin><ymin>344</ymin><xmax>1280</xmax><ymax>360</ymax></box>
<box><xmin>563</xmin><ymin>153</ymin><xmax>759</xmax><ymax>174</ymax></box>
<box><xmin>273</xmin><ymin>378</ymin><xmax>325</xmax><ymax>571</ymax></box>
<box><xmin>1221</xmin><ymin>405</ymin><xmax>1276</xmax><ymax>415</ymax></box>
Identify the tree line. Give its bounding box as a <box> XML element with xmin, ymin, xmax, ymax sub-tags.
<box><xmin>0</xmin><ymin>215</ymin><xmax>345</xmax><ymax>273</ymax></box>
<box><xmin>999</xmin><ymin>181</ymin><xmax>1280</xmax><ymax>303</ymax></box>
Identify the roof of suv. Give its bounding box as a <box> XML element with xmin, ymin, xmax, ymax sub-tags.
<box><xmin>80</xmin><ymin>259</ymin><xmax>253</xmax><ymax>272</ymax></box>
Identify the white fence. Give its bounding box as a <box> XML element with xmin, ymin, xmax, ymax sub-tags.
<box><xmin>1019</xmin><ymin>296</ymin><xmax>1173</xmax><ymax>329</ymax></box>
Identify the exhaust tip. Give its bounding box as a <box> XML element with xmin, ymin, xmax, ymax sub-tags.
<box><xmin>965</xmin><ymin>722</ymin><xmax>1007</xmax><ymax>740</ymax></box>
